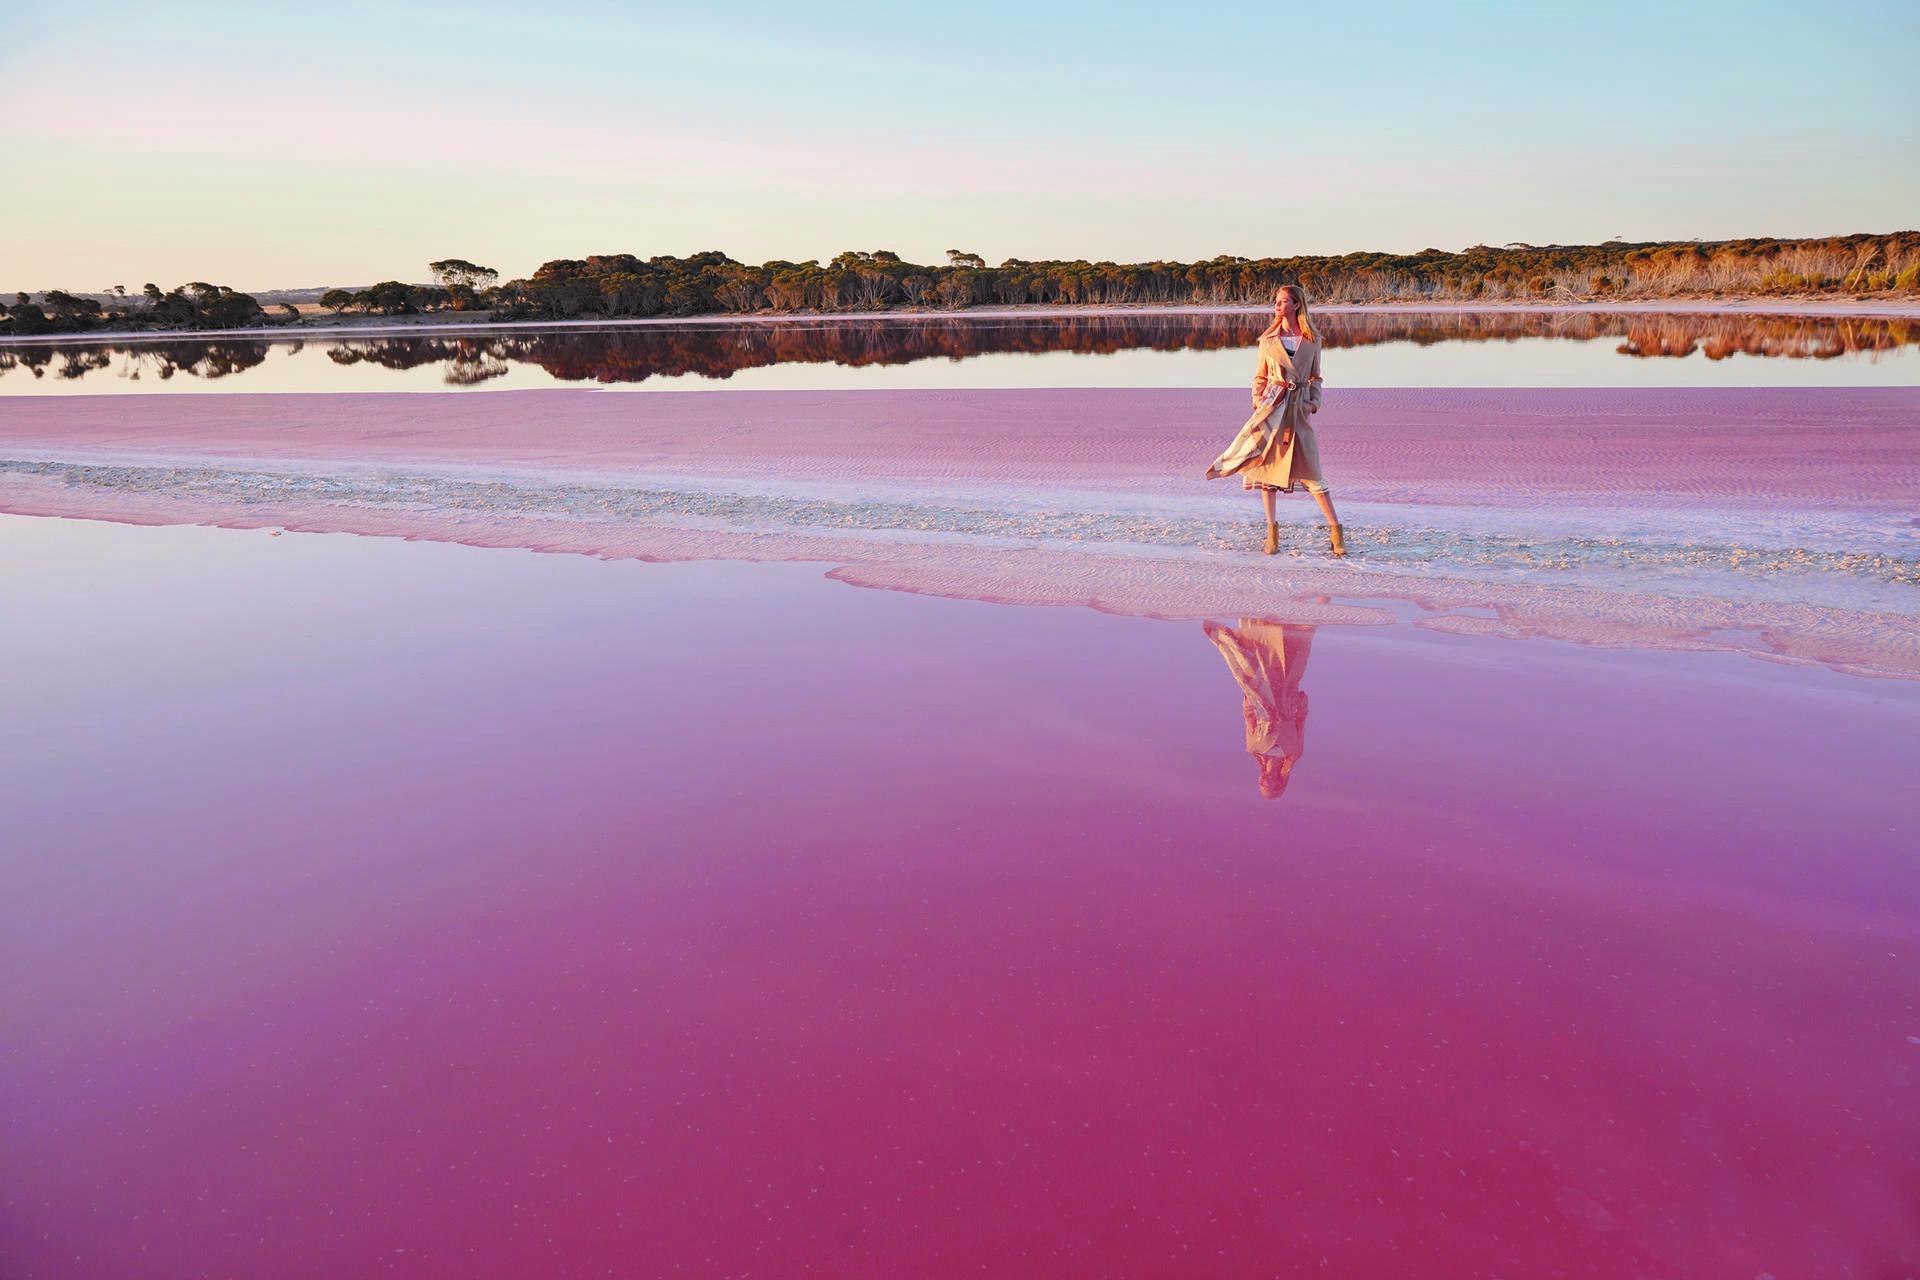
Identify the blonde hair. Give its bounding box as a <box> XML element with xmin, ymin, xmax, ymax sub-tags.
<box><xmin>1259</xmin><ymin>284</ymin><xmax>1319</xmax><ymax>344</ymax></box>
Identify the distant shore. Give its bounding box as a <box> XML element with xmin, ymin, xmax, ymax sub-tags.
<box><xmin>4</xmin><ymin>297</ymin><xmax>1918</xmax><ymax>347</ymax></box>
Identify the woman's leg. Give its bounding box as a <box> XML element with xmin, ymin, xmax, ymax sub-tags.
<box><xmin>1308</xmin><ymin>488</ymin><xmax>1345</xmax><ymax>556</ymax></box>
<box><xmin>1261</xmin><ymin>487</ymin><xmax>1279</xmax><ymax>554</ymax></box>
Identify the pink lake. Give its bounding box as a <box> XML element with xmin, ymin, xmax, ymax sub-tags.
<box><xmin>2</xmin><ymin>514</ymin><xmax>1916</xmax><ymax>1279</ymax></box>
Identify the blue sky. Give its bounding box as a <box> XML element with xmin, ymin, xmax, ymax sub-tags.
<box><xmin>4</xmin><ymin>0</ymin><xmax>1915</xmax><ymax>288</ymax></box>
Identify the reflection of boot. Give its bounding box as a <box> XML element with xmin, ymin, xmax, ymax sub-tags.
<box><xmin>1264</xmin><ymin>521</ymin><xmax>1279</xmax><ymax>555</ymax></box>
<box><xmin>1329</xmin><ymin>522</ymin><xmax>1346</xmax><ymax>557</ymax></box>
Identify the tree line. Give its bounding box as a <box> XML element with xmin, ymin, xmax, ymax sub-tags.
<box><xmin>5</xmin><ymin>234</ymin><xmax>1916</xmax><ymax>336</ymax></box>
<box><xmin>0</xmin><ymin>283</ymin><xmax>271</xmax><ymax>336</ymax></box>
<box><xmin>482</xmin><ymin>235</ymin><xmax>1920</xmax><ymax>320</ymax></box>
<box><xmin>0</xmin><ymin>261</ymin><xmax>503</xmax><ymax>336</ymax></box>
<box><xmin>317</xmin><ymin>260</ymin><xmax>503</xmax><ymax>317</ymax></box>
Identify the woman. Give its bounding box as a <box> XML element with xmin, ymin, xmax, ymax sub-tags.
<box><xmin>1204</xmin><ymin>285</ymin><xmax>1345</xmax><ymax>556</ymax></box>
<box><xmin>1202</xmin><ymin>618</ymin><xmax>1314</xmax><ymax>800</ymax></box>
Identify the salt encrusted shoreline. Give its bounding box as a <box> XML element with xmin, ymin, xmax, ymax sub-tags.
<box><xmin>3</xmin><ymin>386</ymin><xmax>1916</xmax><ymax>676</ymax></box>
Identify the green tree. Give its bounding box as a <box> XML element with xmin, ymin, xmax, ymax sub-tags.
<box><xmin>357</xmin><ymin>281</ymin><xmax>415</xmax><ymax>316</ymax></box>
<box><xmin>43</xmin><ymin>290</ymin><xmax>104</xmax><ymax>325</ymax></box>
<box><xmin>429</xmin><ymin>259</ymin><xmax>500</xmax><ymax>310</ymax></box>
<box><xmin>6</xmin><ymin>301</ymin><xmax>50</xmax><ymax>335</ymax></box>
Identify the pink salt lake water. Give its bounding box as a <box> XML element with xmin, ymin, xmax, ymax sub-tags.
<box><xmin>3</xmin><ymin>319</ymin><xmax>1919</xmax><ymax>1276</ymax></box>
<box><xmin>2</xmin><ymin>517</ymin><xmax>1916</xmax><ymax>1279</ymax></box>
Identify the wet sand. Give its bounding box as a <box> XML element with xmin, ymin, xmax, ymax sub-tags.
<box><xmin>3</xmin><ymin>387</ymin><xmax>1916</xmax><ymax>676</ymax></box>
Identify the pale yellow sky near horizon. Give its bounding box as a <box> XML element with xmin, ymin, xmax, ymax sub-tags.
<box><xmin>9</xmin><ymin>126</ymin><xmax>1912</xmax><ymax>294</ymax></box>
<box><xmin>4</xmin><ymin>1</ymin><xmax>1915</xmax><ymax>292</ymax></box>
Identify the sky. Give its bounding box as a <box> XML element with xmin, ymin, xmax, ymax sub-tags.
<box><xmin>3</xmin><ymin>0</ymin><xmax>1915</xmax><ymax>291</ymax></box>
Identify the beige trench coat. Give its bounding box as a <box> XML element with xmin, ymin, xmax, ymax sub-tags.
<box><xmin>1204</xmin><ymin>334</ymin><xmax>1324</xmax><ymax>491</ymax></box>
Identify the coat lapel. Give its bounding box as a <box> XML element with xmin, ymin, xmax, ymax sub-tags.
<box><xmin>1266</xmin><ymin>333</ymin><xmax>1314</xmax><ymax>383</ymax></box>
<box><xmin>1274</xmin><ymin>334</ymin><xmax>1313</xmax><ymax>379</ymax></box>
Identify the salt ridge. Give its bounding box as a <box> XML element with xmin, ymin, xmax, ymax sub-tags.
<box><xmin>2</xmin><ymin>387</ymin><xmax>1915</xmax><ymax>676</ymax></box>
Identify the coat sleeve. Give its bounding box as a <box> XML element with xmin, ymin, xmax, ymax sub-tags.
<box><xmin>1251</xmin><ymin>347</ymin><xmax>1269</xmax><ymax>406</ymax></box>
<box><xmin>1306</xmin><ymin>343</ymin><xmax>1323</xmax><ymax>414</ymax></box>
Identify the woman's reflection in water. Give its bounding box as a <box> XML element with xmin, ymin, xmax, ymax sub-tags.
<box><xmin>1203</xmin><ymin>619</ymin><xmax>1313</xmax><ymax>799</ymax></box>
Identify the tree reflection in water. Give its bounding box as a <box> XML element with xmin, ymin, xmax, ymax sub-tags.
<box><xmin>4</xmin><ymin>312</ymin><xmax>1916</xmax><ymax>387</ymax></box>
<box><xmin>328</xmin><ymin>336</ymin><xmax>512</xmax><ymax>386</ymax></box>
